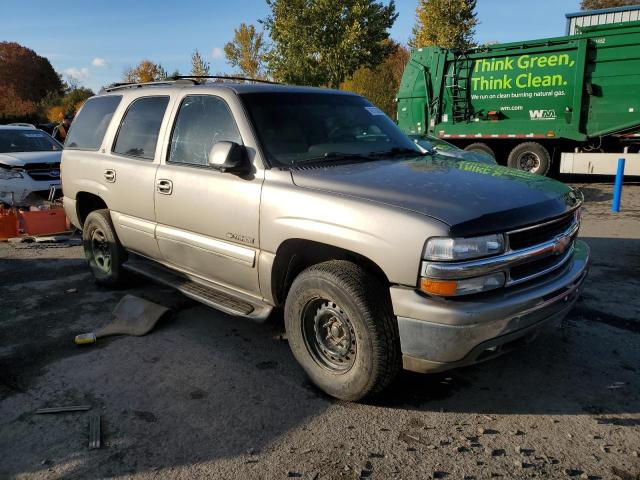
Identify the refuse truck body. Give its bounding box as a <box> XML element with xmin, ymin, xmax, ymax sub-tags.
<box><xmin>397</xmin><ymin>19</ymin><xmax>640</xmax><ymax>175</ymax></box>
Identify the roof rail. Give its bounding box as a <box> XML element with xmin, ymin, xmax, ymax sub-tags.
<box><xmin>170</xmin><ymin>75</ymin><xmax>281</xmax><ymax>85</ymax></box>
<box><xmin>100</xmin><ymin>78</ymin><xmax>197</xmax><ymax>93</ymax></box>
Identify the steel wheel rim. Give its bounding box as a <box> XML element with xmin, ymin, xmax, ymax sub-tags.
<box><xmin>90</xmin><ymin>228</ymin><xmax>111</xmax><ymax>273</ymax></box>
<box><xmin>517</xmin><ymin>151</ymin><xmax>541</xmax><ymax>173</ymax></box>
<box><xmin>301</xmin><ymin>298</ymin><xmax>357</xmax><ymax>373</ymax></box>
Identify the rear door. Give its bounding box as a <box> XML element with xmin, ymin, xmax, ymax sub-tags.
<box><xmin>153</xmin><ymin>93</ymin><xmax>263</xmax><ymax>297</ymax></box>
<box><xmin>102</xmin><ymin>95</ymin><xmax>173</xmax><ymax>259</ymax></box>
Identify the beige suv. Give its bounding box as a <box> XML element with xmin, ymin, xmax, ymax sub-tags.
<box><xmin>62</xmin><ymin>79</ymin><xmax>590</xmax><ymax>401</ymax></box>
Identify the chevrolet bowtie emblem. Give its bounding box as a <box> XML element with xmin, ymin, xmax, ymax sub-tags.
<box><xmin>552</xmin><ymin>234</ymin><xmax>571</xmax><ymax>255</ymax></box>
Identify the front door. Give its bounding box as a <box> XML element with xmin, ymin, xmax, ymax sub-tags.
<box><xmin>153</xmin><ymin>94</ymin><xmax>263</xmax><ymax>297</ymax></box>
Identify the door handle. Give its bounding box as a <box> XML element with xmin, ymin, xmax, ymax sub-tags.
<box><xmin>156</xmin><ymin>179</ymin><xmax>173</xmax><ymax>195</ymax></box>
<box><xmin>104</xmin><ymin>169</ymin><xmax>116</xmax><ymax>182</ymax></box>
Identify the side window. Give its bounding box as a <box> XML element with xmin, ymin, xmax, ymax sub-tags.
<box><xmin>65</xmin><ymin>96</ymin><xmax>122</xmax><ymax>150</ymax></box>
<box><xmin>113</xmin><ymin>96</ymin><xmax>170</xmax><ymax>160</ymax></box>
<box><xmin>168</xmin><ymin>95</ymin><xmax>242</xmax><ymax>166</ymax></box>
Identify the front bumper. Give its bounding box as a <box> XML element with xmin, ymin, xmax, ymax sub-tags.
<box><xmin>391</xmin><ymin>240</ymin><xmax>590</xmax><ymax>373</ymax></box>
<box><xmin>0</xmin><ymin>178</ymin><xmax>61</xmax><ymax>205</ymax></box>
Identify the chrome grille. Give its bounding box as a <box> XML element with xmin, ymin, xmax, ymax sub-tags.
<box><xmin>507</xmin><ymin>212</ymin><xmax>575</xmax><ymax>250</ymax></box>
<box><xmin>504</xmin><ymin>210</ymin><xmax>579</xmax><ymax>286</ymax></box>
<box><xmin>21</xmin><ymin>162</ymin><xmax>60</xmax><ymax>181</ymax></box>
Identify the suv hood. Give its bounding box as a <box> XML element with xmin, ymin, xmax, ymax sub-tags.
<box><xmin>290</xmin><ymin>156</ymin><xmax>580</xmax><ymax>236</ymax></box>
<box><xmin>0</xmin><ymin>151</ymin><xmax>62</xmax><ymax>167</ymax></box>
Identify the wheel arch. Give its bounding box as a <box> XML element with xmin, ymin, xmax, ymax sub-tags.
<box><xmin>270</xmin><ymin>238</ymin><xmax>391</xmax><ymax>307</ymax></box>
<box><xmin>75</xmin><ymin>192</ymin><xmax>108</xmax><ymax>227</ymax></box>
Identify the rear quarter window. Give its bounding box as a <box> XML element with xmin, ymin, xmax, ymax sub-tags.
<box><xmin>65</xmin><ymin>96</ymin><xmax>122</xmax><ymax>150</ymax></box>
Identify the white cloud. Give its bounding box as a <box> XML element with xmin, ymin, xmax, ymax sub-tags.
<box><xmin>92</xmin><ymin>57</ymin><xmax>107</xmax><ymax>67</ymax></box>
<box><xmin>211</xmin><ymin>47</ymin><xmax>224</xmax><ymax>60</ymax></box>
<box><xmin>64</xmin><ymin>67</ymin><xmax>90</xmax><ymax>80</ymax></box>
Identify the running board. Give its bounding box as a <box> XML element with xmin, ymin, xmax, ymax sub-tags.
<box><xmin>123</xmin><ymin>255</ymin><xmax>272</xmax><ymax>321</ymax></box>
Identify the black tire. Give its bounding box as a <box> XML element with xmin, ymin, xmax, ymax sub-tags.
<box><xmin>284</xmin><ymin>260</ymin><xmax>401</xmax><ymax>401</ymax></box>
<box><xmin>507</xmin><ymin>142</ymin><xmax>551</xmax><ymax>175</ymax></box>
<box><xmin>82</xmin><ymin>209</ymin><xmax>127</xmax><ymax>287</ymax></box>
<box><xmin>464</xmin><ymin>142</ymin><xmax>495</xmax><ymax>159</ymax></box>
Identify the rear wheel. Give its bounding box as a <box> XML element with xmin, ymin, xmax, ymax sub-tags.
<box><xmin>464</xmin><ymin>142</ymin><xmax>495</xmax><ymax>159</ymax></box>
<box><xmin>507</xmin><ymin>142</ymin><xmax>551</xmax><ymax>175</ymax></box>
<box><xmin>82</xmin><ymin>209</ymin><xmax>127</xmax><ymax>287</ymax></box>
<box><xmin>284</xmin><ymin>260</ymin><xmax>401</xmax><ymax>401</ymax></box>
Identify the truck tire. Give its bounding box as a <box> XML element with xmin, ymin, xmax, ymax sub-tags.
<box><xmin>507</xmin><ymin>142</ymin><xmax>551</xmax><ymax>175</ymax></box>
<box><xmin>284</xmin><ymin>260</ymin><xmax>401</xmax><ymax>401</ymax></box>
<box><xmin>82</xmin><ymin>209</ymin><xmax>127</xmax><ymax>287</ymax></box>
<box><xmin>464</xmin><ymin>142</ymin><xmax>495</xmax><ymax>159</ymax></box>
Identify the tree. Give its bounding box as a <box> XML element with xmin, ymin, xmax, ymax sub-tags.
<box><xmin>263</xmin><ymin>0</ymin><xmax>398</xmax><ymax>88</ymax></box>
<box><xmin>410</xmin><ymin>0</ymin><xmax>478</xmax><ymax>50</ymax></box>
<box><xmin>123</xmin><ymin>60</ymin><xmax>167</xmax><ymax>83</ymax></box>
<box><xmin>190</xmin><ymin>49</ymin><xmax>210</xmax><ymax>77</ymax></box>
<box><xmin>581</xmin><ymin>0</ymin><xmax>637</xmax><ymax>9</ymax></box>
<box><xmin>0</xmin><ymin>42</ymin><xmax>63</xmax><ymax>119</ymax></box>
<box><xmin>224</xmin><ymin>23</ymin><xmax>268</xmax><ymax>78</ymax></box>
<box><xmin>341</xmin><ymin>41</ymin><xmax>409</xmax><ymax>118</ymax></box>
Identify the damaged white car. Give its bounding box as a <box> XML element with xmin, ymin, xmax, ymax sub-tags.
<box><xmin>0</xmin><ymin>126</ymin><xmax>62</xmax><ymax>206</ymax></box>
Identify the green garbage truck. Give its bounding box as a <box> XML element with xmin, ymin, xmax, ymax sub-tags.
<box><xmin>397</xmin><ymin>15</ymin><xmax>640</xmax><ymax>175</ymax></box>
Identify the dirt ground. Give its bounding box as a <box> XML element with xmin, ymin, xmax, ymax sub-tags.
<box><xmin>0</xmin><ymin>182</ymin><xmax>639</xmax><ymax>480</ymax></box>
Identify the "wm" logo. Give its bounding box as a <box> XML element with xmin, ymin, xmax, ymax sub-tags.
<box><xmin>529</xmin><ymin>109</ymin><xmax>557</xmax><ymax>120</ymax></box>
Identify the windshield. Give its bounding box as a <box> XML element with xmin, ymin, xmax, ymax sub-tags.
<box><xmin>241</xmin><ymin>92</ymin><xmax>421</xmax><ymax>166</ymax></box>
<box><xmin>0</xmin><ymin>129</ymin><xmax>61</xmax><ymax>153</ymax></box>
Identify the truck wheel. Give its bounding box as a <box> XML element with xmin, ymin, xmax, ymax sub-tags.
<box><xmin>507</xmin><ymin>142</ymin><xmax>551</xmax><ymax>175</ymax></box>
<box><xmin>284</xmin><ymin>260</ymin><xmax>401</xmax><ymax>401</ymax></box>
<box><xmin>464</xmin><ymin>142</ymin><xmax>495</xmax><ymax>159</ymax></box>
<box><xmin>82</xmin><ymin>209</ymin><xmax>127</xmax><ymax>287</ymax></box>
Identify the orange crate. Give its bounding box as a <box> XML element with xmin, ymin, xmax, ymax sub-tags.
<box><xmin>19</xmin><ymin>208</ymin><xmax>69</xmax><ymax>236</ymax></box>
<box><xmin>0</xmin><ymin>211</ymin><xmax>19</xmax><ymax>240</ymax></box>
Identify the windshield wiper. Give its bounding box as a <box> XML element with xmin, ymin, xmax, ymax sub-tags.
<box><xmin>291</xmin><ymin>151</ymin><xmax>378</xmax><ymax>166</ymax></box>
<box><xmin>369</xmin><ymin>147</ymin><xmax>429</xmax><ymax>157</ymax></box>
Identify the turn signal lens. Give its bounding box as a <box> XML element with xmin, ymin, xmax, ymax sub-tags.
<box><xmin>420</xmin><ymin>272</ymin><xmax>506</xmax><ymax>297</ymax></box>
<box><xmin>420</xmin><ymin>278</ymin><xmax>458</xmax><ymax>296</ymax></box>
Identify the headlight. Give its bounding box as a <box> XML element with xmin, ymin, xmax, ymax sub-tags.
<box><xmin>423</xmin><ymin>234</ymin><xmax>505</xmax><ymax>261</ymax></box>
<box><xmin>420</xmin><ymin>272</ymin><xmax>505</xmax><ymax>296</ymax></box>
<box><xmin>0</xmin><ymin>168</ymin><xmax>23</xmax><ymax>180</ymax></box>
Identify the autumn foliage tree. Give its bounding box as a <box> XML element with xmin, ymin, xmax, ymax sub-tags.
<box><xmin>224</xmin><ymin>23</ymin><xmax>268</xmax><ymax>78</ymax></box>
<box><xmin>410</xmin><ymin>0</ymin><xmax>478</xmax><ymax>50</ymax></box>
<box><xmin>581</xmin><ymin>0</ymin><xmax>637</xmax><ymax>8</ymax></box>
<box><xmin>0</xmin><ymin>42</ymin><xmax>63</xmax><ymax>119</ymax></box>
<box><xmin>341</xmin><ymin>41</ymin><xmax>409</xmax><ymax>118</ymax></box>
<box><xmin>123</xmin><ymin>60</ymin><xmax>170</xmax><ymax>83</ymax></box>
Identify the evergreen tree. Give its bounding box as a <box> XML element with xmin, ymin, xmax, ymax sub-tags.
<box><xmin>190</xmin><ymin>49</ymin><xmax>210</xmax><ymax>77</ymax></box>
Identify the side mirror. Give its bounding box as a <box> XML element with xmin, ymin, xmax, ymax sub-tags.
<box><xmin>208</xmin><ymin>141</ymin><xmax>250</xmax><ymax>174</ymax></box>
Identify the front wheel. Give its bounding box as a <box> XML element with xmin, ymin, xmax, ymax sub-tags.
<box><xmin>507</xmin><ymin>142</ymin><xmax>551</xmax><ymax>175</ymax></box>
<box><xmin>82</xmin><ymin>209</ymin><xmax>127</xmax><ymax>287</ymax></box>
<box><xmin>284</xmin><ymin>260</ymin><xmax>401</xmax><ymax>401</ymax></box>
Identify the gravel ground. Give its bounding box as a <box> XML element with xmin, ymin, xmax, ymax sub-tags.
<box><xmin>0</xmin><ymin>183</ymin><xmax>638</xmax><ymax>480</ymax></box>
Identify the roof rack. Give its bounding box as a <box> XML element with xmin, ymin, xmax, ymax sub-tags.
<box><xmin>100</xmin><ymin>79</ymin><xmax>197</xmax><ymax>93</ymax></box>
<box><xmin>170</xmin><ymin>75</ymin><xmax>281</xmax><ymax>85</ymax></box>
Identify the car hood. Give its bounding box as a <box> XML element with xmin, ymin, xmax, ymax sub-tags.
<box><xmin>290</xmin><ymin>155</ymin><xmax>580</xmax><ymax>237</ymax></box>
<box><xmin>0</xmin><ymin>151</ymin><xmax>62</xmax><ymax>167</ymax></box>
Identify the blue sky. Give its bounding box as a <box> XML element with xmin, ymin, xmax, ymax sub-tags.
<box><xmin>1</xmin><ymin>0</ymin><xmax>581</xmax><ymax>92</ymax></box>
